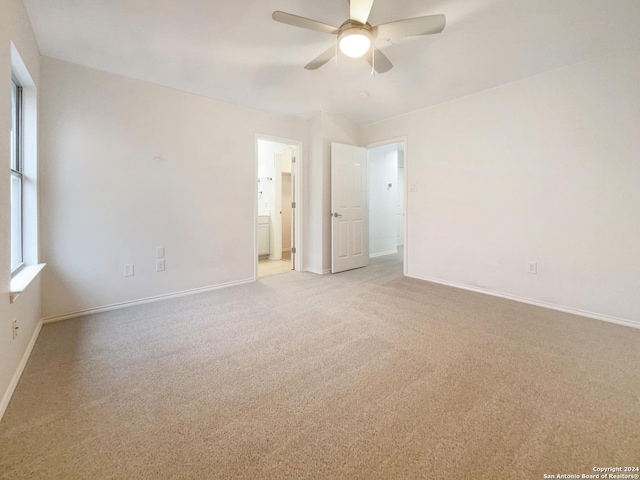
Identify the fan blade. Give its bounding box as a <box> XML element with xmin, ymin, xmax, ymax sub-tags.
<box><xmin>305</xmin><ymin>46</ymin><xmax>336</xmax><ymax>70</ymax></box>
<box><xmin>366</xmin><ymin>48</ymin><xmax>393</xmax><ymax>74</ymax></box>
<box><xmin>373</xmin><ymin>14</ymin><xmax>446</xmax><ymax>38</ymax></box>
<box><xmin>350</xmin><ymin>0</ymin><xmax>375</xmax><ymax>24</ymax></box>
<box><xmin>272</xmin><ymin>11</ymin><xmax>339</xmax><ymax>35</ymax></box>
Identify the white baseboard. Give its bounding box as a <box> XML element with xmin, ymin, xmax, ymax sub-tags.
<box><xmin>42</xmin><ymin>278</ymin><xmax>255</xmax><ymax>324</ymax></box>
<box><xmin>305</xmin><ymin>267</ymin><xmax>331</xmax><ymax>275</ymax></box>
<box><xmin>408</xmin><ymin>273</ymin><xmax>640</xmax><ymax>330</ymax></box>
<box><xmin>369</xmin><ymin>249</ymin><xmax>398</xmax><ymax>259</ymax></box>
<box><xmin>0</xmin><ymin>319</ymin><xmax>43</xmax><ymax>422</ymax></box>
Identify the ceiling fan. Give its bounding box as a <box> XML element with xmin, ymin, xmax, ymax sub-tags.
<box><xmin>272</xmin><ymin>0</ymin><xmax>446</xmax><ymax>74</ymax></box>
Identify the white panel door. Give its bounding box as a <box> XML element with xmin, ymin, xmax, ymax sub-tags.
<box><xmin>331</xmin><ymin>143</ymin><xmax>368</xmax><ymax>273</ymax></box>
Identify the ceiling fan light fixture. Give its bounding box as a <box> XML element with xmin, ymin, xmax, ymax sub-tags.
<box><xmin>272</xmin><ymin>1</ymin><xmax>446</xmax><ymax>74</ymax></box>
<box><xmin>338</xmin><ymin>28</ymin><xmax>372</xmax><ymax>58</ymax></box>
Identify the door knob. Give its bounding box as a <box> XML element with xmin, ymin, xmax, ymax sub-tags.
<box><xmin>332</xmin><ymin>212</ymin><xmax>342</xmax><ymax>218</ymax></box>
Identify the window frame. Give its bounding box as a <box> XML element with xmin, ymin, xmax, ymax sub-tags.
<box><xmin>10</xmin><ymin>76</ymin><xmax>24</xmax><ymax>274</ymax></box>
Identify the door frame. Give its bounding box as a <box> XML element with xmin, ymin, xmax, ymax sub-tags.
<box><xmin>254</xmin><ymin>134</ymin><xmax>303</xmax><ymax>280</ymax></box>
<box><xmin>366</xmin><ymin>136</ymin><xmax>408</xmax><ymax>276</ymax></box>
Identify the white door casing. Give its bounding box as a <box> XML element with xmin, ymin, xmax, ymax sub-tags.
<box><xmin>397</xmin><ymin>165</ymin><xmax>405</xmax><ymax>247</ymax></box>
<box><xmin>290</xmin><ymin>158</ymin><xmax>296</xmax><ymax>270</ymax></box>
<box><xmin>281</xmin><ymin>173</ymin><xmax>292</xmax><ymax>255</ymax></box>
<box><xmin>331</xmin><ymin>143</ymin><xmax>368</xmax><ymax>273</ymax></box>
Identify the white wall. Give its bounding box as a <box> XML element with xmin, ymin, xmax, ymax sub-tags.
<box><xmin>39</xmin><ymin>57</ymin><xmax>307</xmax><ymax>318</ymax></box>
<box><xmin>362</xmin><ymin>46</ymin><xmax>640</xmax><ymax>326</ymax></box>
<box><xmin>0</xmin><ymin>0</ymin><xmax>42</xmax><ymax>416</ymax></box>
<box><xmin>304</xmin><ymin>113</ymin><xmax>324</xmax><ymax>273</ymax></box>
<box><xmin>368</xmin><ymin>143</ymin><xmax>398</xmax><ymax>257</ymax></box>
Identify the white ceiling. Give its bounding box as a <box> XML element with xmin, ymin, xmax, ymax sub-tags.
<box><xmin>23</xmin><ymin>0</ymin><xmax>640</xmax><ymax>125</ymax></box>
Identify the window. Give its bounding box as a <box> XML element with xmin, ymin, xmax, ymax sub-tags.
<box><xmin>10</xmin><ymin>78</ymin><xmax>24</xmax><ymax>273</ymax></box>
<box><xmin>8</xmin><ymin>44</ymin><xmax>42</xmax><ymax>301</ymax></box>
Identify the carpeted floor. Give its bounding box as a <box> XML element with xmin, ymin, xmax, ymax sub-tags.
<box><xmin>1</xmin><ymin>252</ymin><xmax>639</xmax><ymax>479</ymax></box>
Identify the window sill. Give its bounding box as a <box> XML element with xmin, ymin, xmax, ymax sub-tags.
<box><xmin>10</xmin><ymin>263</ymin><xmax>46</xmax><ymax>304</ymax></box>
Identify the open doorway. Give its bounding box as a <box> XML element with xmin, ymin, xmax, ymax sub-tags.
<box><xmin>328</xmin><ymin>139</ymin><xmax>406</xmax><ymax>275</ymax></box>
<box><xmin>367</xmin><ymin>140</ymin><xmax>406</xmax><ymax>270</ymax></box>
<box><xmin>256</xmin><ymin>137</ymin><xmax>300</xmax><ymax>279</ymax></box>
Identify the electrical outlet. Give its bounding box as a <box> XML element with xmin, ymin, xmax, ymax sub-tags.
<box><xmin>124</xmin><ymin>264</ymin><xmax>134</xmax><ymax>277</ymax></box>
<box><xmin>12</xmin><ymin>319</ymin><xmax>18</xmax><ymax>340</ymax></box>
<box><xmin>528</xmin><ymin>261</ymin><xmax>537</xmax><ymax>274</ymax></box>
<box><xmin>156</xmin><ymin>259</ymin><xmax>165</xmax><ymax>272</ymax></box>
<box><xmin>156</xmin><ymin>247</ymin><xmax>165</xmax><ymax>258</ymax></box>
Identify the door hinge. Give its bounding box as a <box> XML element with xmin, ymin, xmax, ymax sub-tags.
<box><xmin>291</xmin><ymin>247</ymin><xmax>296</xmax><ymax>254</ymax></box>
<box><xmin>291</xmin><ymin>157</ymin><xmax>296</xmax><ymax>163</ymax></box>
<box><xmin>291</xmin><ymin>202</ymin><xmax>296</xmax><ymax>208</ymax></box>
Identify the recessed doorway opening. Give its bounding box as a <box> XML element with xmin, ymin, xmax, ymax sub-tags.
<box><xmin>367</xmin><ymin>140</ymin><xmax>406</xmax><ymax>271</ymax></box>
<box><xmin>367</xmin><ymin>137</ymin><xmax>407</xmax><ymax>275</ymax></box>
<box><xmin>329</xmin><ymin>138</ymin><xmax>406</xmax><ymax>275</ymax></box>
<box><xmin>256</xmin><ymin>137</ymin><xmax>301</xmax><ymax>279</ymax></box>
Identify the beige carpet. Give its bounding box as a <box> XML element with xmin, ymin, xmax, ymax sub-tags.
<box><xmin>1</xmin><ymin>252</ymin><xmax>639</xmax><ymax>479</ymax></box>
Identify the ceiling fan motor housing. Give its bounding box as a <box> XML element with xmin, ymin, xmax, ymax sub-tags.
<box><xmin>337</xmin><ymin>20</ymin><xmax>374</xmax><ymax>58</ymax></box>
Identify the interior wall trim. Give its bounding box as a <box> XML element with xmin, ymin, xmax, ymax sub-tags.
<box><xmin>0</xmin><ymin>320</ymin><xmax>43</xmax><ymax>422</ymax></box>
<box><xmin>369</xmin><ymin>250</ymin><xmax>398</xmax><ymax>259</ymax></box>
<box><xmin>305</xmin><ymin>268</ymin><xmax>331</xmax><ymax>275</ymax></box>
<box><xmin>408</xmin><ymin>273</ymin><xmax>640</xmax><ymax>330</ymax></box>
<box><xmin>41</xmin><ymin>278</ymin><xmax>255</xmax><ymax>324</ymax></box>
